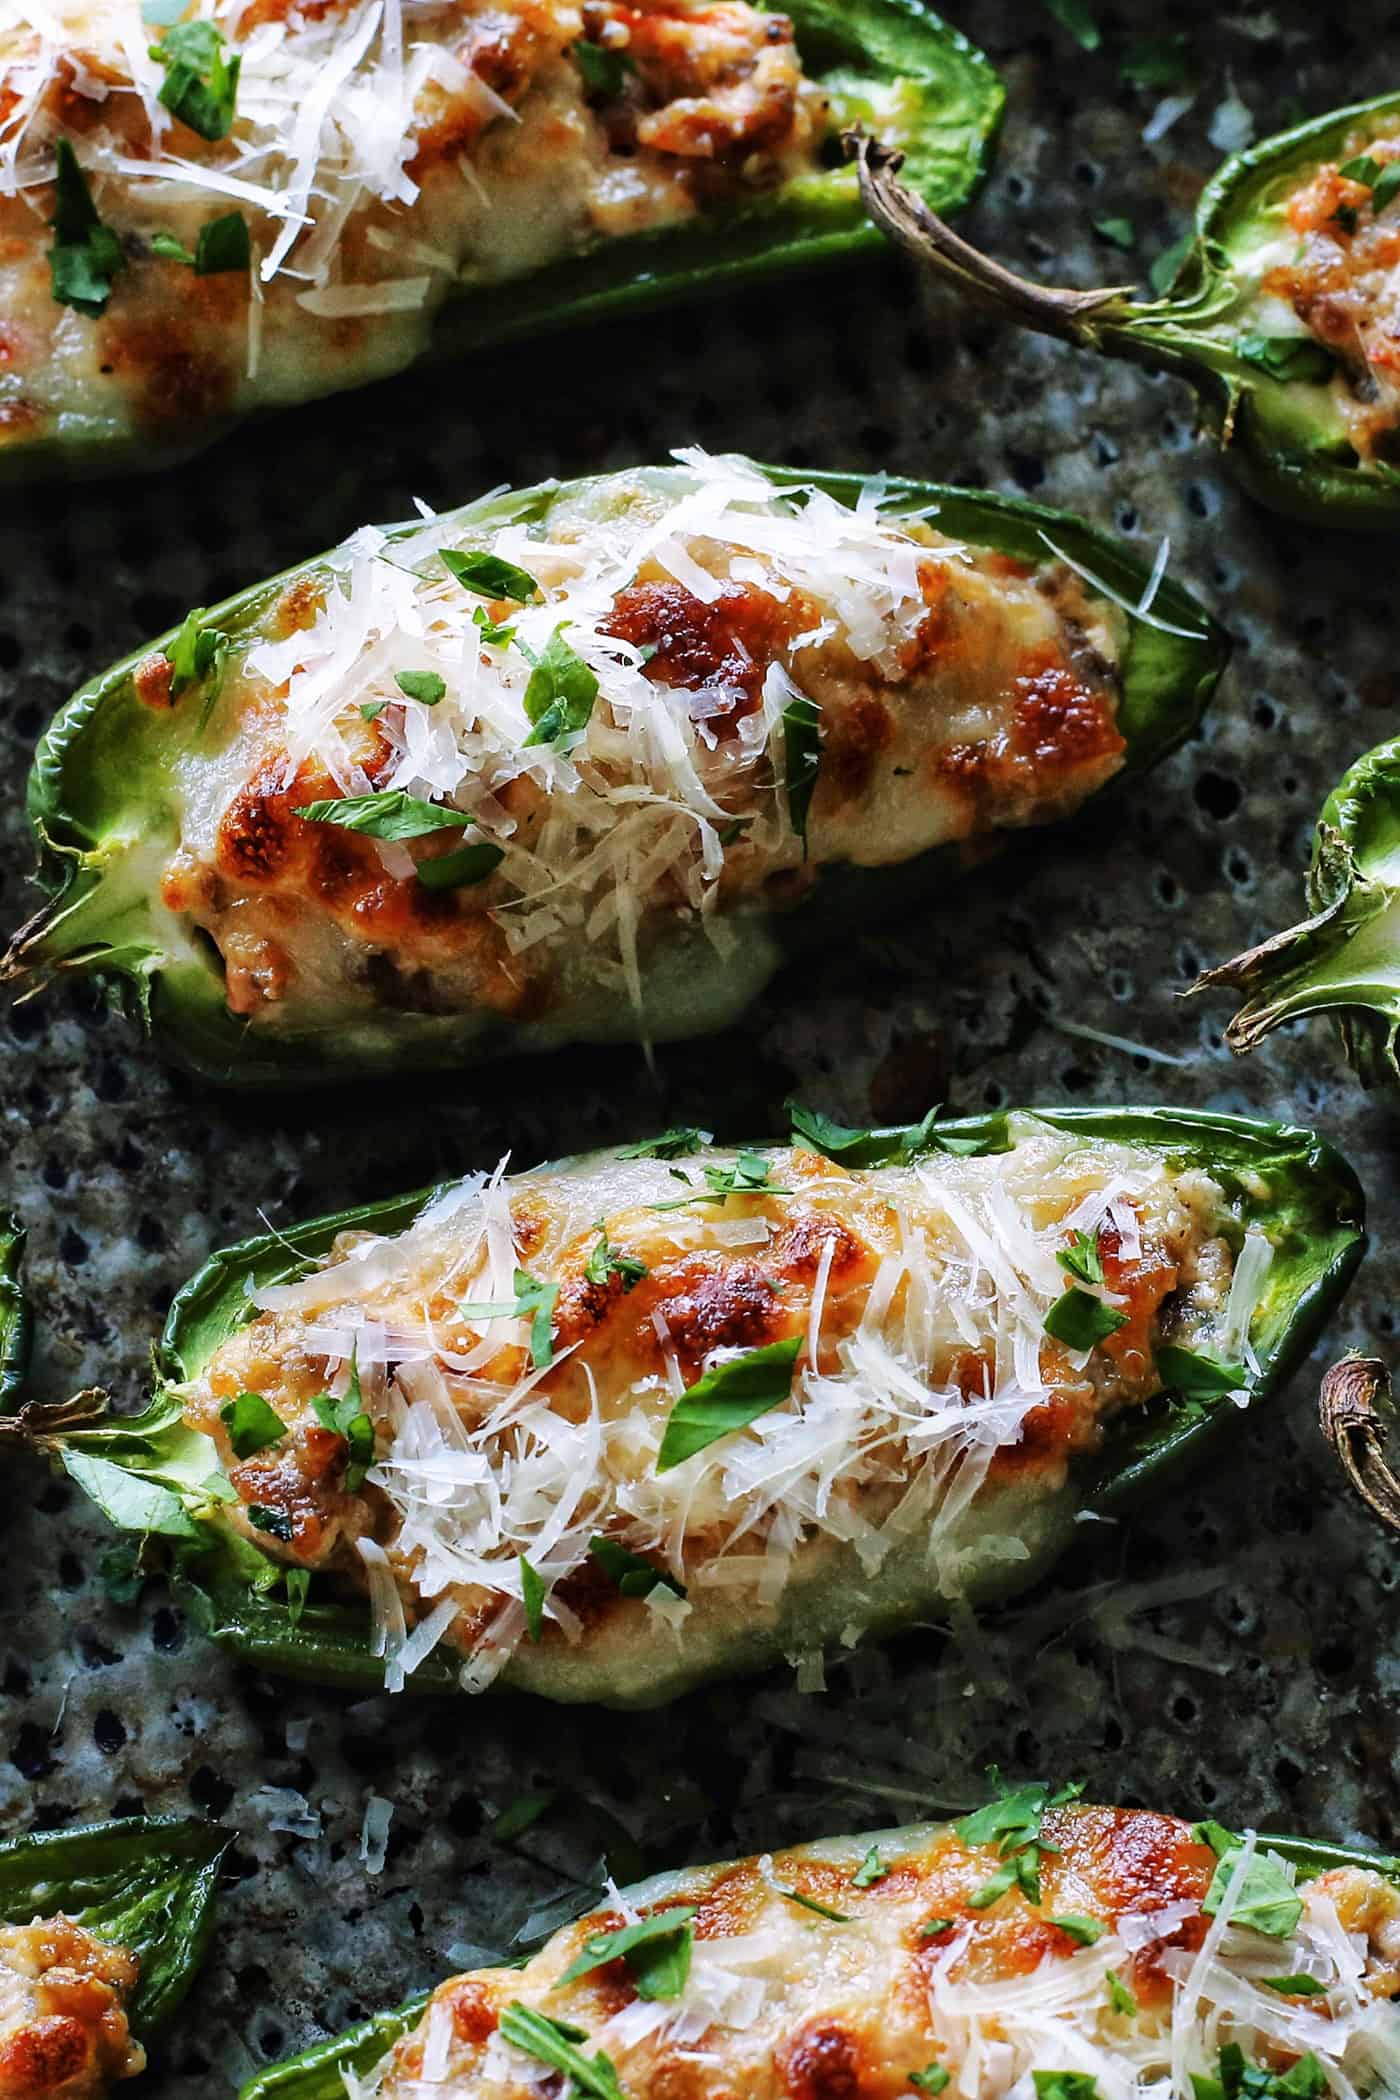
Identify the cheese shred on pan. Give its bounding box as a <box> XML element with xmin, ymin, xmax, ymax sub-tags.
<box><xmin>180</xmin><ymin>1118</ymin><xmax>1245</xmax><ymax>1694</ymax></box>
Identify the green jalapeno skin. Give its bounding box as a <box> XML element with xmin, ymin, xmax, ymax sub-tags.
<box><xmin>1201</xmin><ymin>735</ymin><xmax>1400</xmax><ymax>1092</ymax></box>
<box><xmin>6</xmin><ymin>461</ymin><xmax>1228</xmax><ymax>1092</ymax></box>
<box><xmin>0</xmin><ymin>1221</ymin><xmax>29</xmax><ymax>1410</ymax></box>
<box><xmin>854</xmin><ymin>94</ymin><xmax>1400</xmax><ymax>529</ymax></box>
<box><xmin>2</xmin><ymin>2</ymin><xmax>1001</xmax><ymax>484</ymax></box>
<box><xmin>24</xmin><ymin>1104</ymin><xmax>1363</xmax><ymax>1708</ymax></box>
<box><xmin>235</xmin><ymin>1815</ymin><xmax>1398</xmax><ymax>2100</ymax></box>
<box><xmin>0</xmin><ymin>1816</ymin><xmax>228</xmax><ymax>2037</ymax></box>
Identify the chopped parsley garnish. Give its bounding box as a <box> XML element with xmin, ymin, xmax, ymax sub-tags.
<box><xmin>650</xmin><ymin>1150</ymin><xmax>791</xmax><ymax>1211</ymax></box>
<box><xmin>473</xmin><ymin>604</ymin><xmax>517</xmax><ymax>646</ymax></box>
<box><xmin>920</xmin><ymin>1917</ymin><xmax>954</xmax><ymax>1937</ymax></box>
<box><xmin>1261</xmin><ymin>1975</ymin><xmax>1328</xmax><ymax>1996</ymax></box>
<box><xmin>1041</xmin><ymin>0</ymin><xmax>1099</xmax><ymax>49</ymax></box>
<box><xmin>520</xmin><ymin>1554</ymin><xmax>547</xmax><ymax>1642</ymax></box>
<box><xmin>149</xmin><ymin>19</ymin><xmax>240</xmax><ymax>139</ymax></box>
<box><xmin>1033</xmin><ymin>2076</ymin><xmax>1100</xmax><ymax>2100</ymax></box>
<box><xmin>572</xmin><ymin>38</ymin><xmax>635</xmax><ymax>98</ymax></box>
<box><xmin>490</xmin><ymin>1790</ymin><xmax>558</xmax><ymax>1843</ymax></box>
<box><xmin>1157</xmin><ymin>1345</ymin><xmax>1248</xmax><ymax>1403</ymax></box>
<box><xmin>788</xmin><ymin>1101</ymin><xmax>874</xmax><ymax>1161</ymax></box>
<box><xmin>617</xmin><ymin>1128</ymin><xmax>711</xmax><ymax>1159</ymax></box>
<box><xmin>395</xmin><ymin>670</ymin><xmax>446</xmax><ymax>706</ymax></box>
<box><xmin>1235</xmin><ymin>333</ymin><xmax>1335</xmax><ymax>386</ymax></box>
<box><xmin>219</xmin><ymin>1391</ymin><xmax>287</xmax><ymax>1459</ymax></box>
<box><xmin>1043</xmin><ymin>1287</ymin><xmax>1127</xmax><ymax>1350</ymax></box>
<box><xmin>311</xmin><ymin>1349</ymin><xmax>374</xmax><ymax>1492</ymax></box>
<box><xmin>1339</xmin><ymin>154</ymin><xmax>1400</xmax><ymax>211</ymax></box>
<box><xmin>440</xmin><ymin>548</ymin><xmax>539</xmax><ymax>602</ymax></box>
<box><xmin>152</xmin><ymin>211</ymin><xmax>249</xmax><ymax>274</ymax></box>
<box><xmin>588</xmin><ymin>1534</ymin><xmax>686</xmax><ymax>1600</ymax></box>
<box><xmin>1049</xmin><ymin>1913</ymin><xmax>1105</xmax><ymax>1945</ymax></box>
<box><xmin>898</xmin><ymin>1105</ymin><xmax>999</xmax><ymax>1159</ymax></box>
<box><xmin>656</xmin><ymin>1334</ymin><xmax>803</xmax><ymax>1473</ymax></box>
<box><xmin>1106</xmin><ymin>1972</ymin><xmax>1138</xmax><ymax>2017</ymax></box>
<box><xmin>909</xmin><ymin>2071</ymin><xmax>950</xmax><ymax>2095</ymax></box>
<box><xmin>1093</xmin><ymin>215</ymin><xmax>1135</xmax><ymax>250</ymax></box>
<box><xmin>558</xmin><ymin>1906</ymin><xmax>697</xmax><ymax>2000</ymax></box>
<box><xmin>852</xmin><ymin>1844</ymin><xmax>887</xmax><ymax>1888</ymax></box>
<box><xmin>522</xmin><ymin>625</ymin><xmax>599</xmax><ymax>748</ymax></box>
<box><xmin>782</xmin><ymin>689</ymin><xmax>821</xmax><ymax>845</ymax></box>
<box><xmin>1056</xmin><ymin>1230</ymin><xmax>1105</xmax><ymax>1286</ymax></box>
<box><xmin>48</xmin><ymin>141</ymin><xmax>125</xmax><ymax>316</ymax></box>
<box><xmin>246</xmin><ymin>1503</ymin><xmax>293</xmax><ymax>1541</ymax></box>
<box><xmin>584</xmin><ymin>1230</ymin><xmax>648</xmax><ymax>1292</ymax></box>
<box><xmin>459</xmin><ymin>1267</ymin><xmax>559</xmax><ymax>1369</ymax></box>
<box><xmin>1192</xmin><ymin>1823</ymin><xmax>1302</xmax><ymax>1938</ymax></box>
<box><xmin>958</xmin><ymin>1777</ymin><xmax>1085</xmax><ymax>1910</ymax></box>
<box><xmin>497</xmin><ymin>2003</ymin><xmax>624</xmax><ymax>2100</ymax></box>
<box><xmin>294</xmin><ymin>790</ymin><xmax>473</xmax><ymax>841</ymax></box>
<box><xmin>167</xmin><ymin>607</ymin><xmax>230</xmax><ymax>706</ymax></box>
<box><xmin>284</xmin><ymin>1566</ymin><xmax>310</xmax><ymax>1628</ymax></box>
<box><xmin>416</xmin><ymin>843</ymin><xmax>504</xmax><ymax>891</ymax></box>
<box><xmin>1191</xmin><ymin>2044</ymin><xmax>1327</xmax><ymax>2100</ymax></box>
<box><xmin>776</xmin><ymin>1886</ymin><xmax>850</xmax><ymax>1922</ymax></box>
<box><xmin>360</xmin><ymin>701</ymin><xmax>386</xmax><ymax>722</ymax></box>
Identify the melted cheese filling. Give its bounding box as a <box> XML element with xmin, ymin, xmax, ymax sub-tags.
<box><xmin>0</xmin><ymin>1916</ymin><xmax>143</xmax><ymax>2099</ymax></box>
<box><xmin>0</xmin><ymin>0</ymin><xmax>830</xmax><ymax>444</ymax></box>
<box><xmin>358</xmin><ymin>1808</ymin><xmax>1400</xmax><ymax>2100</ymax></box>
<box><xmin>154</xmin><ymin>452</ymin><xmax>1130</xmax><ymax>1029</ymax></box>
<box><xmin>180</xmin><ymin>1118</ymin><xmax>1248</xmax><ymax>1692</ymax></box>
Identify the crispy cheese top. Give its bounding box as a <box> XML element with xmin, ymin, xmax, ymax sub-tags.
<box><xmin>0</xmin><ymin>1916</ymin><xmax>142</xmax><ymax>2100</ymax></box>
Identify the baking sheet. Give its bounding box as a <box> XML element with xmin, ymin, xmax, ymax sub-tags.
<box><xmin>2</xmin><ymin>4</ymin><xmax>1397</xmax><ymax>2088</ymax></box>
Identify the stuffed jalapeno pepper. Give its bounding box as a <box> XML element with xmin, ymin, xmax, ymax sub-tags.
<box><xmin>5</xmin><ymin>453</ymin><xmax>1227</xmax><ymax>1090</ymax></box>
<box><xmin>1199</xmin><ymin>736</ymin><xmax>1400</xmax><ymax>1093</ymax></box>
<box><xmin>0</xmin><ymin>1816</ymin><xmax>227</xmax><ymax>2095</ymax></box>
<box><xmin>0</xmin><ymin>0</ymin><xmax>1000</xmax><ymax>479</ymax></box>
<box><xmin>239</xmin><ymin>1789</ymin><xmax>1400</xmax><ymax>2100</ymax></box>
<box><xmin>851</xmin><ymin>93</ymin><xmax>1400</xmax><ymax>528</ymax></box>
<box><xmin>28</xmin><ymin>1105</ymin><xmax>1362</xmax><ymax>1707</ymax></box>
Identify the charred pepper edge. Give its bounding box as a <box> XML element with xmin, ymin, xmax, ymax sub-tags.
<box><xmin>852</xmin><ymin>93</ymin><xmax>1400</xmax><ymax>530</ymax></box>
<box><xmin>0</xmin><ymin>0</ymin><xmax>1002</xmax><ymax>484</ymax></box>
<box><xmin>0</xmin><ymin>1220</ymin><xmax>30</xmax><ymax>1408</ymax></box>
<box><xmin>0</xmin><ymin>1815</ymin><xmax>229</xmax><ymax>2037</ymax></box>
<box><xmin>234</xmin><ymin>1818</ymin><xmax>1400</xmax><ymax>2100</ymax></box>
<box><xmin>4</xmin><ymin>463</ymin><xmax>1228</xmax><ymax>1091</ymax></box>
<box><xmin>15</xmin><ymin>1104</ymin><xmax>1363</xmax><ymax>1697</ymax></box>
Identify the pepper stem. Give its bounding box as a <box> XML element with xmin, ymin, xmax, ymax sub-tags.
<box><xmin>1320</xmin><ymin>1356</ymin><xmax>1400</xmax><ymax>1534</ymax></box>
<box><xmin>0</xmin><ymin>1388</ymin><xmax>110</xmax><ymax>1446</ymax></box>
<box><xmin>844</xmin><ymin>133</ymin><xmax>1137</xmax><ymax>347</ymax></box>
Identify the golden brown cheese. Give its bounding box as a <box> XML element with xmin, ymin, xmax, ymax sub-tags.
<box><xmin>178</xmin><ymin>1125</ymin><xmax>1236</xmax><ymax>1680</ymax></box>
<box><xmin>0</xmin><ymin>0</ymin><xmax>825</xmax><ymax>449</ymax></box>
<box><xmin>0</xmin><ymin>1917</ymin><xmax>142</xmax><ymax>2100</ymax></box>
<box><xmin>363</xmin><ymin>1807</ymin><xmax>1400</xmax><ymax>2100</ymax></box>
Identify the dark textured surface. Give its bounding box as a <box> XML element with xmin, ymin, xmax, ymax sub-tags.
<box><xmin>3</xmin><ymin>5</ymin><xmax>1400</xmax><ymax>2091</ymax></box>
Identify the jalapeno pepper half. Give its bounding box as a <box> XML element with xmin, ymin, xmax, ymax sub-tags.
<box><xmin>15</xmin><ymin>1105</ymin><xmax>1363</xmax><ymax>1707</ymax></box>
<box><xmin>851</xmin><ymin>96</ymin><xmax>1400</xmax><ymax>529</ymax></box>
<box><xmin>4</xmin><ymin>459</ymin><xmax>1228</xmax><ymax>1091</ymax></box>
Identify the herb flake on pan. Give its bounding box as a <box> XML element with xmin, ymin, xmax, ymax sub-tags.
<box><xmin>49</xmin><ymin>141</ymin><xmax>125</xmax><ymax>316</ymax></box>
<box><xmin>459</xmin><ymin>1267</ymin><xmax>559</xmax><ymax>1369</ymax></box>
<box><xmin>656</xmin><ymin>1335</ymin><xmax>803</xmax><ymax>1472</ymax></box>
<box><xmin>1093</xmin><ymin>216</ymin><xmax>1135</xmax><ymax>250</ymax></box>
<box><xmin>219</xmin><ymin>1391</ymin><xmax>287</xmax><ymax>1459</ymax></box>
<box><xmin>149</xmin><ymin>19</ymin><xmax>241</xmax><ymax>139</ymax></box>
<box><xmin>294</xmin><ymin>790</ymin><xmax>473</xmax><ymax>841</ymax></box>
<box><xmin>558</xmin><ymin>1906</ymin><xmax>697</xmax><ymax>1999</ymax></box>
<box><xmin>498</xmin><ymin>2004</ymin><xmax>624</xmax><ymax>2100</ymax></box>
<box><xmin>1041</xmin><ymin>0</ymin><xmax>1099</xmax><ymax>50</ymax></box>
<box><xmin>440</xmin><ymin>549</ymin><xmax>539</xmax><ymax>602</ymax></box>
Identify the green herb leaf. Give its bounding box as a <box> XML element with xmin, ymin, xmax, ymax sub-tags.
<box><xmin>920</xmin><ymin>1918</ymin><xmax>954</xmax><ymax>1937</ymax></box>
<box><xmin>1042</xmin><ymin>0</ymin><xmax>1099</xmax><ymax>49</ymax></box>
<box><xmin>520</xmin><ymin>1555</ymin><xmax>547</xmax><ymax>1643</ymax></box>
<box><xmin>910</xmin><ymin>2071</ymin><xmax>950</xmax><ymax>2095</ymax></box>
<box><xmin>395</xmin><ymin>669</ymin><xmax>447</xmax><ymax>706</ymax></box>
<box><xmin>193</xmin><ymin>209</ymin><xmax>249</xmax><ymax>273</ymax></box>
<box><xmin>572</xmin><ymin>38</ymin><xmax>635</xmax><ymax>97</ymax></box>
<box><xmin>788</xmin><ymin>1101</ymin><xmax>873</xmax><ymax>1160</ymax></box>
<box><xmin>1374</xmin><ymin>164</ymin><xmax>1400</xmax><ymax>211</ymax></box>
<box><xmin>584</xmin><ymin>1231</ymin><xmax>648</xmax><ymax>1292</ymax></box>
<box><xmin>472</xmin><ymin>604</ymin><xmax>517</xmax><ymax>646</ymax></box>
<box><xmin>149</xmin><ymin>19</ymin><xmax>240</xmax><ymax>139</ymax></box>
<box><xmin>247</xmin><ymin>1503</ymin><xmax>294</xmax><ymax>1542</ymax></box>
<box><xmin>958</xmin><ymin>1777</ymin><xmax>1084</xmax><ymax>1910</ymax></box>
<box><xmin>558</xmin><ymin>1907</ymin><xmax>697</xmax><ymax>1999</ymax></box>
<box><xmin>967</xmin><ymin>1859</ymin><xmax>1019</xmax><ymax>1910</ymax></box>
<box><xmin>1339</xmin><ymin>155</ymin><xmax>1382</xmax><ymax>186</ymax></box>
<box><xmin>1119</xmin><ymin>33</ymin><xmax>1196</xmax><ymax>91</ymax></box>
<box><xmin>852</xmin><ymin>1844</ymin><xmax>887</xmax><ymax>1888</ymax></box>
<box><xmin>1201</xmin><ymin>1839</ymin><xmax>1303</xmax><ymax>1939</ymax></box>
<box><xmin>1049</xmin><ymin>1914</ymin><xmax>1105</xmax><ymax>1945</ymax></box>
<box><xmin>295</xmin><ymin>791</ymin><xmax>473</xmax><ymax>841</ymax></box>
<box><xmin>1106</xmin><ymin>1972</ymin><xmax>1138</xmax><ymax>2017</ymax></box>
<box><xmin>782</xmin><ymin>689</ymin><xmax>821</xmax><ymax>844</ymax></box>
<box><xmin>151</xmin><ymin>230</ymin><xmax>195</xmax><ymax>264</ymax></box>
<box><xmin>310</xmin><ymin>1349</ymin><xmax>374</xmax><ymax>1491</ymax></box>
<box><xmin>440</xmin><ymin>548</ymin><xmax>538</xmax><ymax>602</ymax></box>
<box><xmin>1033</xmin><ymin>2076</ymin><xmax>1101</xmax><ymax>2100</ymax></box>
<box><xmin>650</xmin><ymin>1150</ymin><xmax>791</xmax><ymax>1212</ymax></box>
<box><xmin>48</xmin><ymin>141</ymin><xmax>125</xmax><ymax>316</ymax></box>
<box><xmin>498</xmin><ymin>2003</ymin><xmax>624</xmax><ymax>2100</ymax></box>
<box><xmin>1056</xmin><ymin>1230</ymin><xmax>1105</xmax><ymax>1286</ymax></box>
<box><xmin>1093</xmin><ymin>216</ymin><xmax>1135</xmax><ymax>250</ymax></box>
<box><xmin>167</xmin><ymin>607</ymin><xmax>230</xmax><ymax>706</ymax></box>
<box><xmin>1261</xmin><ymin>1975</ymin><xmax>1328</xmax><ymax>1996</ymax></box>
<box><xmin>1235</xmin><ymin>333</ymin><xmax>1335</xmax><ymax>386</ymax></box>
<box><xmin>776</xmin><ymin>1887</ymin><xmax>850</xmax><ymax>1922</ymax></box>
<box><xmin>1156</xmin><ymin>1345</ymin><xmax>1248</xmax><ymax>1402</ymax></box>
<box><xmin>219</xmin><ymin>1391</ymin><xmax>287</xmax><ymax>1459</ymax></box>
<box><xmin>656</xmin><ymin>1334</ymin><xmax>803</xmax><ymax>1472</ymax></box>
<box><xmin>522</xmin><ymin>625</ymin><xmax>599</xmax><ymax>748</ymax></box>
<box><xmin>491</xmin><ymin>1790</ymin><xmax>558</xmax><ymax>1842</ymax></box>
<box><xmin>360</xmin><ymin>701</ymin><xmax>387</xmax><ymax>722</ymax></box>
<box><xmin>1043</xmin><ymin>1288</ymin><xmax>1127</xmax><ymax>1349</ymax></box>
<box><xmin>284</xmin><ymin>1566</ymin><xmax>310</xmax><ymax>1629</ymax></box>
<box><xmin>897</xmin><ymin>1105</ymin><xmax>997</xmax><ymax>1159</ymax></box>
<box><xmin>99</xmin><ymin>1541</ymin><xmax>146</xmax><ymax>1605</ymax></box>
<box><xmin>588</xmin><ymin>1535</ymin><xmax>686</xmax><ymax>1600</ymax></box>
<box><xmin>459</xmin><ymin>1267</ymin><xmax>558</xmax><ymax>1369</ymax></box>
<box><xmin>416</xmin><ymin>843</ymin><xmax>504</xmax><ymax>891</ymax></box>
<box><xmin>617</xmin><ymin>1128</ymin><xmax>711</xmax><ymax>1159</ymax></box>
